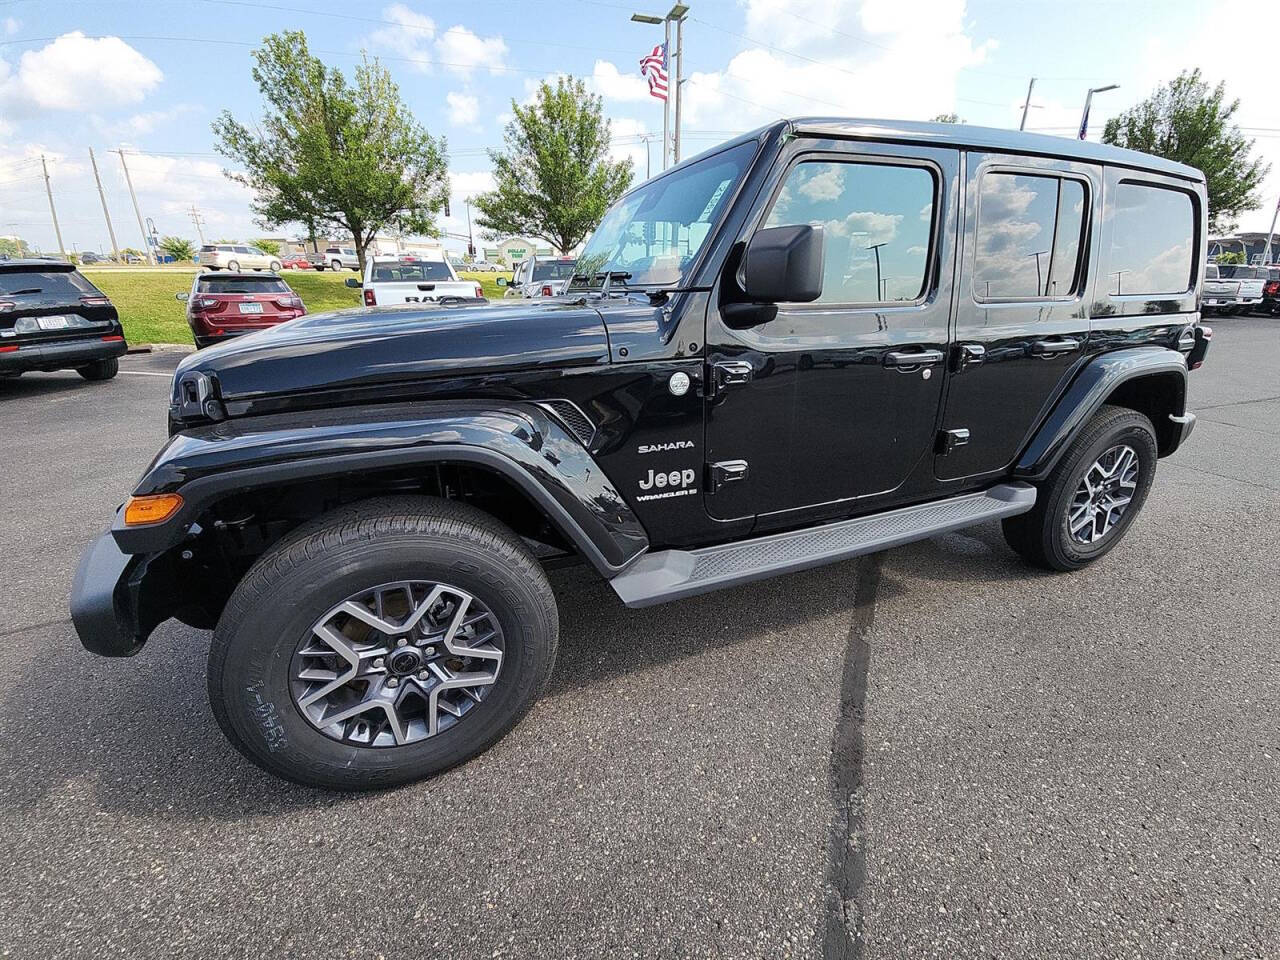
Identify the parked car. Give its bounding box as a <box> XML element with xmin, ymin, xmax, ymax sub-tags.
<box><xmin>1202</xmin><ymin>262</ymin><xmax>1264</xmax><ymax>315</ymax></box>
<box><xmin>350</xmin><ymin>254</ymin><xmax>484</xmax><ymax>306</ymax></box>
<box><xmin>501</xmin><ymin>256</ymin><xmax>578</xmax><ymax>298</ymax></box>
<box><xmin>198</xmin><ymin>244</ymin><xmax>282</xmax><ymax>273</ymax></box>
<box><xmin>71</xmin><ymin>118</ymin><xmax>1211</xmax><ymax>790</ymax></box>
<box><xmin>321</xmin><ymin>246</ymin><xmax>360</xmax><ymax>271</ymax></box>
<box><xmin>123</xmin><ymin>253</ymin><xmax>145</xmax><ymax>265</ymax></box>
<box><xmin>176</xmin><ymin>271</ymin><xmax>305</xmax><ymax>349</ymax></box>
<box><xmin>1261</xmin><ymin>266</ymin><xmax>1280</xmax><ymax>315</ymax></box>
<box><xmin>467</xmin><ymin>260</ymin><xmax>503</xmax><ymax>272</ymax></box>
<box><xmin>78</xmin><ymin>251</ymin><xmax>107</xmax><ymax>265</ymax></box>
<box><xmin>280</xmin><ymin>253</ymin><xmax>311</xmax><ymax>270</ymax></box>
<box><xmin>0</xmin><ymin>259</ymin><xmax>127</xmax><ymax>380</ymax></box>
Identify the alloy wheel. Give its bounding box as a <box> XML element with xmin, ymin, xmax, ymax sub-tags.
<box><xmin>1068</xmin><ymin>443</ymin><xmax>1139</xmax><ymax>544</ymax></box>
<box><xmin>289</xmin><ymin>580</ymin><xmax>504</xmax><ymax>747</ymax></box>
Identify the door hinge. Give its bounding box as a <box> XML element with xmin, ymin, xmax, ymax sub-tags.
<box><xmin>708</xmin><ymin>360</ymin><xmax>754</xmax><ymax>394</ymax></box>
<box><xmin>708</xmin><ymin>460</ymin><xmax>749</xmax><ymax>492</ymax></box>
<box><xmin>936</xmin><ymin>428</ymin><xmax>970</xmax><ymax>455</ymax></box>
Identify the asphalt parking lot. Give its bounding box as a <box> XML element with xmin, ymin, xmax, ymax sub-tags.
<box><xmin>1</xmin><ymin>322</ymin><xmax>1277</xmax><ymax>959</ymax></box>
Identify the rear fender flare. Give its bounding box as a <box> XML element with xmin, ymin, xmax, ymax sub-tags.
<box><xmin>114</xmin><ymin>402</ymin><xmax>649</xmax><ymax>576</ymax></box>
<box><xmin>1015</xmin><ymin>347</ymin><xmax>1189</xmax><ymax>480</ymax></box>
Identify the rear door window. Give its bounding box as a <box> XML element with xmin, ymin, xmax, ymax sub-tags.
<box><xmin>974</xmin><ymin>172</ymin><xmax>1089</xmax><ymax>300</ymax></box>
<box><xmin>531</xmin><ymin>261</ymin><xmax>577</xmax><ymax>282</ymax></box>
<box><xmin>1105</xmin><ymin>182</ymin><xmax>1195</xmax><ymax>296</ymax></box>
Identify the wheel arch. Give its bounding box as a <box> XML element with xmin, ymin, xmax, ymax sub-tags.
<box><xmin>1015</xmin><ymin>346</ymin><xmax>1190</xmax><ymax>481</ymax></box>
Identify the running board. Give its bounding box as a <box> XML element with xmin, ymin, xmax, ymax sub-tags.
<box><xmin>610</xmin><ymin>482</ymin><xmax>1036</xmax><ymax>607</ymax></box>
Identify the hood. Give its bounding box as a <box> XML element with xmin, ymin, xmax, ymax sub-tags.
<box><xmin>172</xmin><ymin>299</ymin><xmax>612</xmax><ymax>419</ymax></box>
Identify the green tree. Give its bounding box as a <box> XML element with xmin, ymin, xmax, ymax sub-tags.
<box><xmin>253</xmin><ymin>238</ymin><xmax>282</xmax><ymax>256</ymax></box>
<box><xmin>0</xmin><ymin>236</ymin><xmax>30</xmax><ymax>257</ymax></box>
<box><xmin>213</xmin><ymin>30</ymin><xmax>449</xmax><ymax>273</ymax></box>
<box><xmin>1103</xmin><ymin>70</ymin><xmax>1269</xmax><ymax>233</ymax></box>
<box><xmin>158</xmin><ymin>236</ymin><xmax>196</xmax><ymax>261</ymax></box>
<box><xmin>473</xmin><ymin>77</ymin><xmax>633</xmax><ymax>254</ymax></box>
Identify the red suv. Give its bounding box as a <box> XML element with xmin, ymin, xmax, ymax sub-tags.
<box><xmin>177</xmin><ymin>272</ymin><xmax>306</xmax><ymax>349</ymax></box>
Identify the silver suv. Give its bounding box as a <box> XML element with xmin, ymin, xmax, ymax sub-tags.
<box><xmin>198</xmin><ymin>244</ymin><xmax>281</xmax><ymax>272</ymax></box>
<box><xmin>323</xmin><ymin>246</ymin><xmax>360</xmax><ymax>271</ymax></box>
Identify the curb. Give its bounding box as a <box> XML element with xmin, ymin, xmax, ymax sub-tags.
<box><xmin>128</xmin><ymin>343</ymin><xmax>195</xmax><ymax>355</ymax></box>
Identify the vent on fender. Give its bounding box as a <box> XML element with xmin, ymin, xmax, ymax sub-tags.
<box><xmin>538</xmin><ymin>400</ymin><xmax>596</xmax><ymax>447</ymax></box>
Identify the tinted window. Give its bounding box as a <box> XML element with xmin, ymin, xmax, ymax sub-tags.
<box><xmin>974</xmin><ymin>173</ymin><xmax>1087</xmax><ymax>299</ymax></box>
<box><xmin>200</xmin><ymin>245</ymin><xmax>216</xmax><ymax>252</ymax></box>
<box><xmin>198</xmin><ymin>276</ymin><xmax>288</xmax><ymax>293</ymax></box>
<box><xmin>0</xmin><ymin>269</ymin><xmax>100</xmax><ymax>299</ymax></box>
<box><xmin>532</xmin><ymin>261</ymin><xmax>577</xmax><ymax>281</ymax></box>
<box><xmin>233</xmin><ymin>246</ymin><xmax>250</xmax><ymax>254</ymax></box>
<box><xmin>1106</xmin><ymin>183</ymin><xmax>1194</xmax><ymax>296</ymax></box>
<box><xmin>763</xmin><ymin>160</ymin><xmax>935</xmax><ymax>303</ymax></box>
<box><xmin>369</xmin><ymin>262</ymin><xmax>454</xmax><ymax>282</ymax></box>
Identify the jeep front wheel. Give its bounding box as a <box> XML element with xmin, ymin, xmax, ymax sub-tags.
<box><xmin>207</xmin><ymin>496</ymin><xmax>558</xmax><ymax>790</ymax></box>
<box><xmin>1002</xmin><ymin>404</ymin><xmax>1158</xmax><ymax>571</ymax></box>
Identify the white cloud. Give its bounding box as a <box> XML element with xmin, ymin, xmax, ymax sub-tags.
<box><xmin>367</xmin><ymin>3</ymin><xmax>436</xmax><ymax>68</ymax></box>
<box><xmin>592</xmin><ymin>60</ymin><xmax>649</xmax><ymax>102</ymax></box>
<box><xmin>0</xmin><ymin>32</ymin><xmax>163</xmax><ymax>111</ymax></box>
<box><xmin>435</xmin><ymin>26</ymin><xmax>508</xmax><ymax>77</ymax></box>
<box><xmin>446</xmin><ymin>91</ymin><xmax>480</xmax><ymax>128</ymax></box>
<box><xmin>93</xmin><ymin>104</ymin><xmax>200</xmax><ymax>140</ymax></box>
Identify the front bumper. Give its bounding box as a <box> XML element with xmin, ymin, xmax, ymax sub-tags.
<box><xmin>70</xmin><ymin>530</ymin><xmax>145</xmax><ymax>657</ymax></box>
<box><xmin>0</xmin><ymin>335</ymin><xmax>127</xmax><ymax>373</ymax></box>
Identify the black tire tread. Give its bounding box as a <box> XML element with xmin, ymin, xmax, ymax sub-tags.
<box><xmin>208</xmin><ymin>495</ymin><xmax>558</xmax><ymax>788</ymax></box>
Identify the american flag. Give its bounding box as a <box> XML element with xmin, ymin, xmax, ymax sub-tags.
<box><xmin>639</xmin><ymin>42</ymin><xmax>669</xmax><ymax>101</ymax></box>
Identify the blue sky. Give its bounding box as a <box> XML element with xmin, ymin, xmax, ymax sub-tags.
<box><xmin>1</xmin><ymin>0</ymin><xmax>1276</xmax><ymax>256</ymax></box>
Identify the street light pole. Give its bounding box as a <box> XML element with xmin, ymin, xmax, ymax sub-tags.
<box><xmin>673</xmin><ymin>8</ymin><xmax>686</xmax><ymax>164</ymax></box>
<box><xmin>1078</xmin><ymin>84</ymin><xmax>1119</xmax><ymax>140</ymax></box>
<box><xmin>632</xmin><ymin>4</ymin><xmax>688</xmax><ymax>171</ymax></box>
<box><xmin>39</xmin><ymin>155</ymin><xmax>67</xmax><ymax>261</ymax></box>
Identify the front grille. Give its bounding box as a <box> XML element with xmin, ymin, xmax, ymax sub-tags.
<box><xmin>539</xmin><ymin>400</ymin><xmax>596</xmax><ymax>447</ymax></box>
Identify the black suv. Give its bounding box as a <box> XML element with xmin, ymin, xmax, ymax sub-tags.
<box><xmin>0</xmin><ymin>259</ymin><xmax>127</xmax><ymax>380</ymax></box>
<box><xmin>70</xmin><ymin>119</ymin><xmax>1211</xmax><ymax>789</ymax></box>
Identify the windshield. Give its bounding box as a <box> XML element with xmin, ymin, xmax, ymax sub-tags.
<box><xmin>532</xmin><ymin>261</ymin><xmax>577</xmax><ymax>282</ymax></box>
<box><xmin>574</xmin><ymin>140</ymin><xmax>757</xmax><ymax>287</ymax></box>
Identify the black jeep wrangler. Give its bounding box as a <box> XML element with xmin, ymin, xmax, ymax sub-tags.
<box><xmin>71</xmin><ymin>119</ymin><xmax>1211</xmax><ymax>790</ymax></box>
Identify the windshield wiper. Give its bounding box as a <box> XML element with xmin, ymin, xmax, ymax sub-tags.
<box><xmin>5</xmin><ymin>287</ymin><xmax>42</xmax><ymax>296</ymax></box>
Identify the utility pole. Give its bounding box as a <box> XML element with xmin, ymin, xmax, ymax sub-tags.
<box><xmin>39</xmin><ymin>155</ymin><xmax>67</xmax><ymax>261</ymax></box>
<box><xmin>114</xmin><ymin>150</ymin><xmax>155</xmax><ymax>265</ymax></box>
<box><xmin>1019</xmin><ymin>77</ymin><xmax>1036</xmax><ymax>131</ymax></box>
<box><xmin>188</xmin><ymin>204</ymin><xmax>206</xmax><ymax>245</ymax></box>
<box><xmin>673</xmin><ymin>5</ymin><xmax>687</xmax><ymax>164</ymax></box>
<box><xmin>88</xmin><ymin>148</ymin><xmax>121</xmax><ymax>261</ymax></box>
<box><xmin>465</xmin><ymin>198</ymin><xmax>475</xmax><ymax>258</ymax></box>
<box><xmin>1262</xmin><ymin>196</ymin><xmax>1279</xmax><ymax>266</ymax></box>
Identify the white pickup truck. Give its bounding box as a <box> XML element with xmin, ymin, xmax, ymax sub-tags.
<box><xmin>1203</xmin><ymin>262</ymin><xmax>1265</xmax><ymax>315</ymax></box>
<box><xmin>352</xmin><ymin>255</ymin><xmax>485</xmax><ymax>307</ymax></box>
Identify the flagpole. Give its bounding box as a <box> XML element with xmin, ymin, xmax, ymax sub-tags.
<box><xmin>662</xmin><ymin>19</ymin><xmax>671</xmax><ymax>170</ymax></box>
<box><xmin>1263</xmin><ymin>195</ymin><xmax>1280</xmax><ymax>266</ymax></box>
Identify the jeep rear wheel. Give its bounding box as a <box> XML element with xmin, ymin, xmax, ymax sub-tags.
<box><xmin>77</xmin><ymin>357</ymin><xmax>119</xmax><ymax>381</ymax></box>
<box><xmin>207</xmin><ymin>496</ymin><xmax>558</xmax><ymax>790</ymax></box>
<box><xmin>1002</xmin><ymin>404</ymin><xmax>1158</xmax><ymax>571</ymax></box>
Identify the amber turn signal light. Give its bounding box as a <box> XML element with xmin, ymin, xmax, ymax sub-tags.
<box><xmin>123</xmin><ymin>493</ymin><xmax>184</xmax><ymax>526</ymax></box>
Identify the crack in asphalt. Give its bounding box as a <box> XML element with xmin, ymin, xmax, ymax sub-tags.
<box><xmin>821</xmin><ymin>555</ymin><xmax>882</xmax><ymax>960</ymax></box>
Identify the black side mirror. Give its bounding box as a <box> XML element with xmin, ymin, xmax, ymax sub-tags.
<box><xmin>741</xmin><ymin>224</ymin><xmax>824</xmax><ymax>303</ymax></box>
<box><xmin>344</xmin><ymin>277</ymin><xmax>361</xmax><ymax>288</ymax></box>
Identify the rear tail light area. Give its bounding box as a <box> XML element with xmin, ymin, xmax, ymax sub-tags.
<box><xmin>190</xmin><ymin>297</ymin><xmax>223</xmax><ymax>311</ymax></box>
<box><xmin>363</xmin><ymin>289</ymin><xmax>376</xmax><ymax>306</ymax></box>
<box><xmin>79</xmin><ymin>296</ymin><xmax>111</xmax><ymax>306</ymax></box>
<box><xmin>541</xmin><ymin>285</ymin><xmax>553</xmax><ymax>297</ymax></box>
<box><xmin>273</xmin><ymin>295</ymin><xmax>304</xmax><ymax>310</ymax></box>
<box><xmin>0</xmin><ymin>300</ymin><xmax>14</xmax><ymax>313</ymax></box>
<box><xmin>476</xmin><ymin>284</ymin><xmax>485</xmax><ymax>299</ymax></box>
<box><xmin>1265</xmin><ymin>281</ymin><xmax>1280</xmax><ymax>296</ymax></box>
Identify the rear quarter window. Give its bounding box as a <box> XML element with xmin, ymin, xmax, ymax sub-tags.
<box><xmin>1105</xmin><ymin>182</ymin><xmax>1195</xmax><ymax>296</ymax></box>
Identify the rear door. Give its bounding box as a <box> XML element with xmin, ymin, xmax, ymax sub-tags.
<box><xmin>935</xmin><ymin>153</ymin><xmax>1100</xmax><ymax>481</ymax></box>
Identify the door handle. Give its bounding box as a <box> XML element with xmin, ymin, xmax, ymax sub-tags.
<box><xmin>1030</xmin><ymin>337</ymin><xmax>1080</xmax><ymax>357</ymax></box>
<box><xmin>884</xmin><ymin>348</ymin><xmax>945</xmax><ymax>369</ymax></box>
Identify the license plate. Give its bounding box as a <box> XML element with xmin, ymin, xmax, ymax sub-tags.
<box><xmin>37</xmin><ymin>315</ymin><xmax>69</xmax><ymax>330</ymax></box>
<box><xmin>238</xmin><ymin>302</ymin><xmax>264</xmax><ymax>314</ymax></box>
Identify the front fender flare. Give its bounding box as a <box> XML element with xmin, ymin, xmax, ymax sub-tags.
<box><xmin>113</xmin><ymin>401</ymin><xmax>649</xmax><ymax>576</ymax></box>
<box><xmin>1014</xmin><ymin>347</ymin><xmax>1189</xmax><ymax>481</ymax></box>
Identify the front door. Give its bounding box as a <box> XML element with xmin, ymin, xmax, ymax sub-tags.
<box><xmin>934</xmin><ymin>153</ymin><xmax>1100</xmax><ymax>481</ymax></box>
<box><xmin>704</xmin><ymin>138</ymin><xmax>960</xmax><ymax>522</ymax></box>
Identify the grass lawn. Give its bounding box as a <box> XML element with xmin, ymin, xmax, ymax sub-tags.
<box><xmin>84</xmin><ymin>268</ymin><xmax>361</xmax><ymax>345</ymax></box>
<box><xmin>85</xmin><ymin>267</ymin><xmax>514</xmax><ymax>345</ymax></box>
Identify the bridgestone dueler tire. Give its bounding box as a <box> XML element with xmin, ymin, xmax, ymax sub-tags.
<box><xmin>207</xmin><ymin>496</ymin><xmax>559</xmax><ymax>791</ymax></box>
<box><xmin>1002</xmin><ymin>404</ymin><xmax>1158</xmax><ymax>572</ymax></box>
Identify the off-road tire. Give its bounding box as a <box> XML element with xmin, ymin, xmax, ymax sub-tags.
<box><xmin>1002</xmin><ymin>404</ymin><xmax>1158</xmax><ymax>571</ymax></box>
<box><xmin>208</xmin><ymin>496</ymin><xmax>559</xmax><ymax>790</ymax></box>
<box><xmin>77</xmin><ymin>357</ymin><xmax>119</xmax><ymax>381</ymax></box>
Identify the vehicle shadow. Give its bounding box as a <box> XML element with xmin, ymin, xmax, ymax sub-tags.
<box><xmin>0</xmin><ymin>372</ymin><xmax>100</xmax><ymax>400</ymax></box>
<box><xmin>0</xmin><ymin>558</ymin><xmax>870</xmax><ymax>822</ymax></box>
